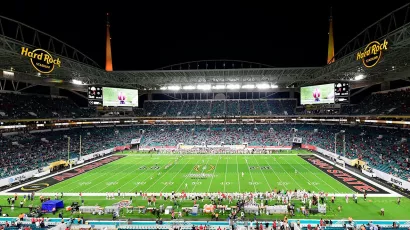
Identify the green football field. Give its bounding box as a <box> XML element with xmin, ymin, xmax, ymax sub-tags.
<box><xmin>40</xmin><ymin>153</ymin><xmax>354</xmax><ymax>193</ymax></box>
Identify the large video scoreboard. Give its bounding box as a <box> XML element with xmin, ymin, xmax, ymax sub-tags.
<box><xmin>300</xmin><ymin>82</ymin><xmax>350</xmax><ymax>105</ymax></box>
<box><xmin>87</xmin><ymin>86</ymin><xmax>139</xmax><ymax>107</ymax></box>
<box><xmin>88</xmin><ymin>86</ymin><xmax>103</xmax><ymax>106</ymax></box>
<box><xmin>334</xmin><ymin>82</ymin><xmax>350</xmax><ymax>104</ymax></box>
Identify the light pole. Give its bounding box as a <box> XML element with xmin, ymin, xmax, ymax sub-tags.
<box><xmin>343</xmin><ymin>132</ymin><xmax>346</xmax><ymax>157</ymax></box>
<box><xmin>67</xmin><ymin>136</ymin><xmax>71</xmax><ymax>168</ymax></box>
<box><xmin>334</xmin><ymin>130</ymin><xmax>346</xmax><ymax>157</ymax></box>
<box><xmin>79</xmin><ymin>135</ymin><xmax>82</xmax><ymax>160</ymax></box>
<box><xmin>334</xmin><ymin>133</ymin><xmax>337</xmax><ymax>155</ymax></box>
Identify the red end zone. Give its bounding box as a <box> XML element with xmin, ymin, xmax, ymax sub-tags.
<box><xmin>10</xmin><ymin>155</ymin><xmax>125</xmax><ymax>192</ymax></box>
<box><xmin>300</xmin><ymin>155</ymin><xmax>388</xmax><ymax>194</ymax></box>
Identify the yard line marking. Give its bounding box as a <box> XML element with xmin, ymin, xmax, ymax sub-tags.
<box><xmin>273</xmin><ymin>156</ymin><xmax>303</xmax><ymax>189</ymax></box>
<box><xmin>176</xmin><ymin>157</ymin><xmax>207</xmax><ymax>192</ymax></box>
<box><xmin>292</xmin><ymin>156</ymin><xmax>350</xmax><ymax>193</ymax></box>
<box><xmin>159</xmin><ymin>158</ymin><xmax>193</xmax><ymax>193</ymax></box>
<box><xmin>90</xmin><ymin>157</ymin><xmax>166</xmax><ymax>192</ymax></box>
<box><xmin>108</xmin><ymin>157</ymin><xmax>166</xmax><ymax>192</ymax></box>
<box><xmin>84</xmin><ymin>157</ymin><xmax>162</xmax><ymax>192</ymax></box>
<box><xmin>280</xmin><ymin>156</ymin><xmax>321</xmax><ymax>191</ymax></box>
<box><xmin>262</xmin><ymin>157</ymin><xmax>286</xmax><ymax>190</ymax></box>
<box><xmin>141</xmin><ymin>157</ymin><xmax>183</xmax><ymax>192</ymax></box>
<box><xmin>252</xmin><ymin>155</ymin><xmax>272</xmax><ymax>191</ymax></box>
<box><xmin>244</xmin><ymin>157</ymin><xmax>257</xmax><ymax>192</ymax></box>
<box><xmin>236</xmin><ymin>155</ymin><xmax>241</xmax><ymax>192</ymax></box>
<box><xmin>191</xmin><ymin>158</ymin><xmax>212</xmax><ymax>192</ymax></box>
<box><xmin>42</xmin><ymin>156</ymin><xmax>127</xmax><ymax>192</ymax></box>
<box><xmin>43</xmin><ymin>156</ymin><xmax>139</xmax><ymax>193</ymax></box>
<box><xmin>207</xmin><ymin>155</ymin><xmax>221</xmax><ymax>193</ymax></box>
<box><xmin>81</xmin><ymin>156</ymin><xmax>149</xmax><ymax>190</ymax></box>
<box><xmin>224</xmin><ymin>157</ymin><xmax>228</xmax><ymax>192</ymax></box>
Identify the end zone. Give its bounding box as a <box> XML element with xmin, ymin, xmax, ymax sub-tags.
<box><xmin>3</xmin><ymin>155</ymin><xmax>125</xmax><ymax>193</ymax></box>
<box><xmin>300</xmin><ymin>154</ymin><xmax>400</xmax><ymax>196</ymax></box>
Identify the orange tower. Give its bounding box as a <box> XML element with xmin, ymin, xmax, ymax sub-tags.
<box><xmin>327</xmin><ymin>7</ymin><xmax>335</xmax><ymax>64</ymax></box>
<box><xmin>105</xmin><ymin>13</ymin><xmax>113</xmax><ymax>71</ymax></box>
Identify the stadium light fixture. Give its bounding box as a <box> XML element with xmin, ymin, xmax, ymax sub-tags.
<box><xmin>256</xmin><ymin>83</ymin><xmax>270</xmax><ymax>89</ymax></box>
<box><xmin>3</xmin><ymin>70</ymin><xmax>14</xmax><ymax>77</ymax></box>
<box><xmin>242</xmin><ymin>84</ymin><xmax>255</xmax><ymax>89</ymax></box>
<box><xmin>160</xmin><ymin>86</ymin><xmax>167</xmax><ymax>90</ymax></box>
<box><xmin>72</xmin><ymin>79</ymin><xmax>83</xmax><ymax>85</ymax></box>
<box><xmin>183</xmin><ymin>85</ymin><xmax>196</xmax><ymax>90</ymax></box>
<box><xmin>197</xmin><ymin>84</ymin><xmax>211</xmax><ymax>90</ymax></box>
<box><xmin>168</xmin><ymin>85</ymin><xmax>181</xmax><ymax>91</ymax></box>
<box><xmin>354</xmin><ymin>74</ymin><xmax>365</xmax><ymax>81</ymax></box>
<box><xmin>227</xmin><ymin>84</ymin><xmax>240</xmax><ymax>89</ymax></box>
<box><xmin>212</xmin><ymin>85</ymin><xmax>226</xmax><ymax>89</ymax></box>
<box><xmin>271</xmin><ymin>84</ymin><xmax>278</xmax><ymax>88</ymax></box>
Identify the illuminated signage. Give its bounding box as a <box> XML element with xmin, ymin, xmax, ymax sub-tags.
<box><xmin>21</xmin><ymin>47</ymin><xmax>61</xmax><ymax>73</ymax></box>
<box><xmin>356</xmin><ymin>39</ymin><xmax>388</xmax><ymax>68</ymax></box>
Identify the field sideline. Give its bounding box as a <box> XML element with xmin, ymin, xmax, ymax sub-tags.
<box><xmin>34</xmin><ymin>152</ymin><xmax>358</xmax><ymax>194</ymax></box>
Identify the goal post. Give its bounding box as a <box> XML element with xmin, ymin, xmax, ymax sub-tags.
<box><xmin>335</xmin><ymin>158</ymin><xmax>345</xmax><ymax>168</ymax></box>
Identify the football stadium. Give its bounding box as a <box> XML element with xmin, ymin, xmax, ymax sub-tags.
<box><xmin>0</xmin><ymin>2</ymin><xmax>410</xmax><ymax>230</ymax></box>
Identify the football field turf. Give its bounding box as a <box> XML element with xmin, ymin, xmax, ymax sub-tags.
<box><xmin>39</xmin><ymin>153</ymin><xmax>354</xmax><ymax>194</ymax></box>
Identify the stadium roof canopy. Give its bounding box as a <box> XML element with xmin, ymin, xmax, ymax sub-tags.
<box><xmin>0</xmin><ymin>3</ymin><xmax>409</xmax><ymax>92</ymax></box>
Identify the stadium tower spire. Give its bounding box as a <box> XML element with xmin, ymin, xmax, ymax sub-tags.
<box><xmin>105</xmin><ymin>13</ymin><xmax>113</xmax><ymax>71</ymax></box>
<box><xmin>327</xmin><ymin>7</ymin><xmax>335</xmax><ymax>64</ymax></box>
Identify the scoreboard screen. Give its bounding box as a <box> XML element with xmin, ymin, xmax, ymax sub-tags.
<box><xmin>88</xmin><ymin>86</ymin><xmax>102</xmax><ymax>99</ymax></box>
<box><xmin>88</xmin><ymin>86</ymin><xmax>103</xmax><ymax>106</ymax></box>
<box><xmin>300</xmin><ymin>83</ymin><xmax>335</xmax><ymax>105</ymax></box>
<box><xmin>334</xmin><ymin>82</ymin><xmax>350</xmax><ymax>103</ymax></box>
<box><xmin>102</xmin><ymin>87</ymin><xmax>139</xmax><ymax>107</ymax></box>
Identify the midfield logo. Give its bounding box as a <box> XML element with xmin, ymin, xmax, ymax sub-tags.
<box><xmin>194</xmin><ymin>164</ymin><xmax>215</xmax><ymax>172</ymax></box>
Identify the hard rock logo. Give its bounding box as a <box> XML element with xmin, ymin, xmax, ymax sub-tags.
<box><xmin>356</xmin><ymin>40</ymin><xmax>388</xmax><ymax>68</ymax></box>
<box><xmin>21</xmin><ymin>47</ymin><xmax>61</xmax><ymax>73</ymax></box>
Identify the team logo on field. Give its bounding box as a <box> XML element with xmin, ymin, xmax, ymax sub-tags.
<box><xmin>20</xmin><ymin>183</ymin><xmax>49</xmax><ymax>191</ymax></box>
<box><xmin>194</xmin><ymin>164</ymin><xmax>215</xmax><ymax>172</ymax></box>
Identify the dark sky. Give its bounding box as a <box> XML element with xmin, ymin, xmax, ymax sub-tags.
<box><xmin>1</xmin><ymin>0</ymin><xmax>409</xmax><ymax>70</ymax></box>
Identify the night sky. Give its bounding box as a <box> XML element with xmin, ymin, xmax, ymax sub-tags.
<box><xmin>1</xmin><ymin>1</ymin><xmax>409</xmax><ymax>70</ymax></box>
